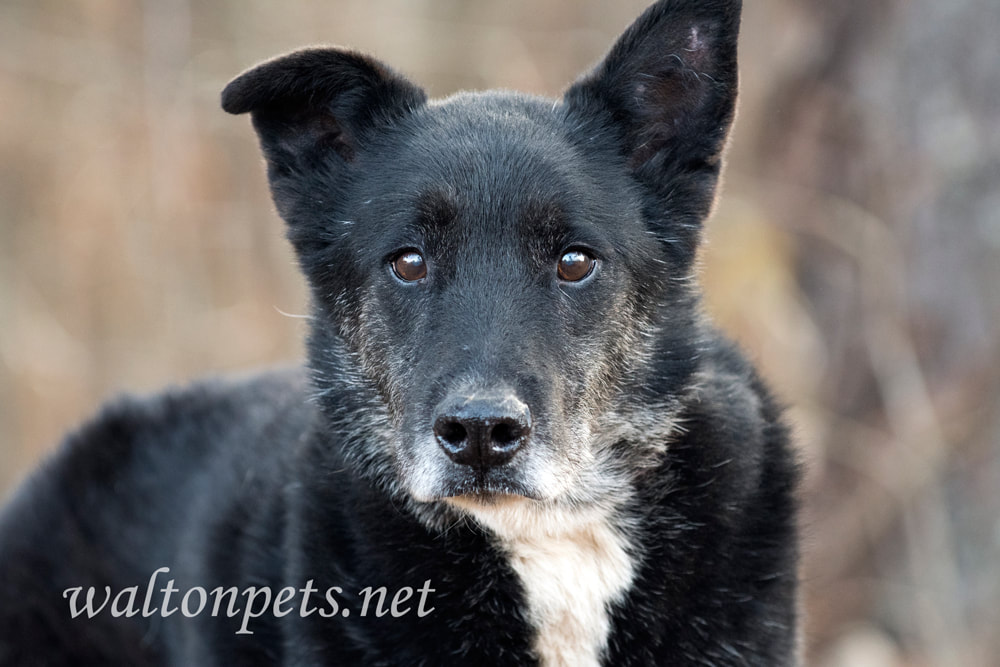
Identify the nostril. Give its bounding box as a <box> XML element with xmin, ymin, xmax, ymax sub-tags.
<box><xmin>435</xmin><ymin>419</ymin><xmax>468</xmax><ymax>448</ymax></box>
<box><xmin>490</xmin><ymin>420</ymin><xmax>521</xmax><ymax>446</ymax></box>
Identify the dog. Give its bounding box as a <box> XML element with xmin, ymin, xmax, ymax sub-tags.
<box><xmin>0</xmin><ymin>1</ymin><xmax>799</xmax><ymax>664</ymax></box>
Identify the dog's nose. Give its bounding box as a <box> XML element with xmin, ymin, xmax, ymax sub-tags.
<box><xmin>433</xmin><ymin>393</ymin><xmax>531</xmax><ymax>469</ymax></box>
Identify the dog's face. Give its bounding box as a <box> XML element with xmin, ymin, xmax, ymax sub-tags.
<box><xmin>299</xmin><ymin>96</ymin><xmax>665</xmax><ymax>504</ymax></box>
<box><xmin>223</xmin><ymin>0</ymin><xmax>741</xmax><ymax>509</ymax></box>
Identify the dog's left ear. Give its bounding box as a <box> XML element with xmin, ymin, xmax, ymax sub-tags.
<box><xmin>221</xmin><ymin>48</ymin><xmax>425</xmax><ymax>166</ymax></box>
<box><xmin>564</xmin><ymin>0</ymin><xmax>741</xmax><ymax>206</ymax></box>
<box><xmin>221</xmin><ymin>48</ymin><xmax>426</xmax><ymax>223</ymax></box>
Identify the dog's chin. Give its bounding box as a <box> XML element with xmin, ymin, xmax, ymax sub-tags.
<box><xmin>443</xmin><ymin>492</ymin><xmax>534</xmax><ymax>515</ymax></box>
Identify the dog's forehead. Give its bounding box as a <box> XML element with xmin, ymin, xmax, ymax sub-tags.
<box><xmin>424</xmin><ymin>91</ymin><xmax>565</xmax><ymax>145</ymax></box>
<box><xmin>379</xmin><ymin>92</ymin><xmax>580</xmax><ymax>196</ymax></box>
<box><xmin>350</xmin><ymin>91</ymin><xmax>645</xmax><ymax>255</ymax></box>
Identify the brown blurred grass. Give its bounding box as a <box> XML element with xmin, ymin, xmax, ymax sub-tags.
<box><xmin>2</xmin><ymin>0</ymin><xmax>998</xmax><ymax>663</ymax></box>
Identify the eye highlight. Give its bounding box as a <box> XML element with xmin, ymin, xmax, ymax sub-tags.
<box><xmin>391</xmin><ymin>250</ymin><xmax>427</xmax><ymax>282</ymax></box>
<box><xmin>557</xmin><ymin>249</ymin><xmax>597</xmax><ymax>282</ymax></box>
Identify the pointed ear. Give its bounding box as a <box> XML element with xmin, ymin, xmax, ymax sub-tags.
<box><xmin>222</xmin><ymin>48</ymin><xmax>426</xmax><ymax>179</ymax></box>
<box><xmin>564</xmin><ymin>0</ymin><xmax>741</xmax><ymax>189</ymax></box>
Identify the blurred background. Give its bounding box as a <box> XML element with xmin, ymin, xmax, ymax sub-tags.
<box><xmin>1</xmin><ymin>0</ymin><xmax>998</xmax><ymax>663</ymax></box>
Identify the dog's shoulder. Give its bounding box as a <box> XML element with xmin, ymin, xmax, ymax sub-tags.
<box><xmin>0</xmin><ymin>367</ymin><xmax>314</xmax><ymax>663</ymax></box>
<box><xmin>688</xmin><ymin>329</ymin><xmax>786</xmax><ymax>437</ymax></box>
<box><xmin>31</xmin><ymin>366</ymin><xmax>310</xmax><ymax>491</ymax></box>
<box><xmin>0</xmin><ymin>366</ymin><xmax>314</xmax><ymax>573</ymax></box>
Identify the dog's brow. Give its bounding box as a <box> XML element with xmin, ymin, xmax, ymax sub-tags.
<box><xmin>415</xmin><ymin>188</ymin><xmax>459</xmax><ymax>230</ymax></box>
<box><xmin>521</xmin><ymin>199</ymin><xmax>577</xmax><ymax>250</ymax></box>
<box><xmin>522</xmin><ymin>199</ymin><xmax>567</xmax><ymax>231</ymax></box>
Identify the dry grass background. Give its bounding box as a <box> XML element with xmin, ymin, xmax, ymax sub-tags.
<box><xmin>1</xmin><ymin>0</ymin><xmax>998</xmax><ymax>663</ymax></box>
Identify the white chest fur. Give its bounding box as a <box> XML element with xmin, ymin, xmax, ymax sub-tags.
<box><xmin>453</xmin><ymin>499</ymin><xmax>636</xmax><ymax>666</ymax></box>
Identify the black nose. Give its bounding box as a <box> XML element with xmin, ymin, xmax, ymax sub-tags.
<box><xmin>433</xmin><ymin>393</ymin><xmax>531</xmax><ymax>470</ymax></box>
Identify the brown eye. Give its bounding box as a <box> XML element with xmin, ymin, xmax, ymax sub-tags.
<box><xmin>392</xmin><ymin>250</ymin><xmax>427</xmax><ymax>282</ymax></box>
<box><xmin>557</xmin><ymin>249</ymin><xmax>596</xmax><ymax>282</ymax></box>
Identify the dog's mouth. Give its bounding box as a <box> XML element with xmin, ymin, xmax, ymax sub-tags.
<box><xmin>436</xmin><ymin>473</ymin><xmax>543</xmax><ymax>502</ymax></box>
<box><xmin>403</xmin><ymin>462</ymin><xmax>550</xmax><ymax>504</ymax></box>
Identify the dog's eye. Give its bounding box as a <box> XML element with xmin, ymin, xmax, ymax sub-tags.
<box><xmin>391</xmin><ymin>250</ymin><xmax>427</xmax><ymax>282</ymax></box>
<box><xmin>557</xmin><ymin>249</ymin><xmax>596</xmax><ymax>282</ymax></box>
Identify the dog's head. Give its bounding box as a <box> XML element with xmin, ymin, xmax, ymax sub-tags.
<box><xmin>223</xmin><ymin>0</ymin><xmax>741</xmax><ymax>512</ymax></box>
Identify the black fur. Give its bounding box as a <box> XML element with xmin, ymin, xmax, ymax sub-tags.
<box><xmin>0</xmin><ymin>1</ymin><xmax>799</xmax><ymax>664</ymax></box>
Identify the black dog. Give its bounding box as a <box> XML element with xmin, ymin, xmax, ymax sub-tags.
<box><xmin>0</xmin><ymin>1</ymin><xmax>799</xmax><ymax>664</ymax></box>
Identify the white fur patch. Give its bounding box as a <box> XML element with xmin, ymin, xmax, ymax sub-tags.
<box><xmin>451</xmin><ymin>497</ymin><xmax>636</xmax><ymax>667</ymax></box>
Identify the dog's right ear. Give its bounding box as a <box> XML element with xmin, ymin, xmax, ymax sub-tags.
<box><xmin>563</xmin><ymin>0</ymin><xmax>741</xmax><ymax>239</ymax></box>
<box><xmin>222</xmin><ymin>48</ymin><xmax>426</xmax><ymax>180</ymax></box>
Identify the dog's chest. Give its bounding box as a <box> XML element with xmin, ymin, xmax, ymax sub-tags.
<box><xmin>507</xmin><ymin>524</ymin><xmax>634</xmax><ymax>666</ymax></box>
<box><xmin>459</xmin><ymin>502</ymin><xmax>635</xmax><ymax>667</ymax></box>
